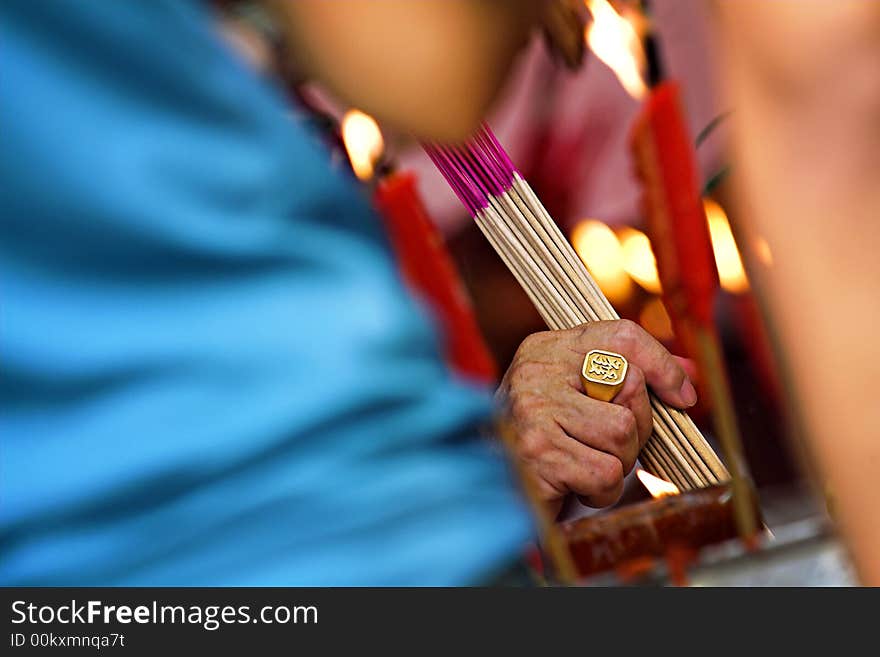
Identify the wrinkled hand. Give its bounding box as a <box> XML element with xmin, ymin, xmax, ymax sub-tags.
<box><xmin>496</xmin><ymin>320</ymin><xmax>697</xmax><ymax>516</ymax></box>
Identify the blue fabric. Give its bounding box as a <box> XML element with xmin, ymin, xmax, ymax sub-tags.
<box><xmin>0</xmin><ymin>0</ymin><xmax>532</xmax><ymax>585</ymax></box>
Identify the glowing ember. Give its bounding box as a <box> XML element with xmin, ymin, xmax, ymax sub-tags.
<box><xmin>584</xmin><ymin>0</ymin><xmax>647</xmax><ymax>100</ymax></box>
<box><xmin>341</xmin><ymin>109</ymin><xmax>384</xmax><ymax>181</ymax></box>
<box><xmin>704</xmin><ymin>199</ymin><xmax>749</xmax><ymax>294</ymax></box>
<box><xmin>637</xmin><ymin>468</ymin><xmax>680</xmax><ymax>498</ymax></box>
<box><xmin>571</xmin><ymin>219</ymin><xmax>632</xmax><ymax>303</ymax></box>
<box><xmin>619</xmin><ymin>227</ymin><xmax>662</xmax><ymax>294</ymax></box>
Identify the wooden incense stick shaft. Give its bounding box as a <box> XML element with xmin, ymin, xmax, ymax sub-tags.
<box><xmin>694</xmin><ymin>326</ymin><xmax>760</xmax><ymax>540</ymax></box>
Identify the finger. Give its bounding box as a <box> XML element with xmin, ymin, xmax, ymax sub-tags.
<box><xmin>566</xmin><ymin>446</ymin><xmax>625</xmax><ymax>509</ymax></box>
<box><xmin>613</xmin><ymin>322</ymin><xmax>696</xmax><ymax>408</ymax></box>
<box><xmin>612</xmin><ymin>363</ymin><xmax>653</xmax><ymax>449</ymax></box>
<box><xmin>507</xmin><ymin>331</ymin><xmax>582</xmax><ymax>391</ymax></box>
<box><xmin>568</xmin><ymin>320</ymin><xmax>696</xmax><ymax>408</ymax></box>
<box><xmin>673</xmin><ymin>355</ymin><xmax>698</xmax><ymax>382</ymax></box>
<box><xmin>555</xmin><ymin>389</ymin><xmax>640</xmax><ymax>475</ymax></box>
<box><xmin>549</xmin><ymin>438</ymin><xmax>625</xmax><ymax>509</ymax></box>
<box><xmin>514</xmin><ymin>422</ymin><xmax>624</xmax><ymax>511</ymax></box>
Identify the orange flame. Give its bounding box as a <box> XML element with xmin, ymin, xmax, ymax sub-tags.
<box><xmin>341</xmin><ymin>109</ymin><xmax>384</xmax><ymax>181</ymax></box>
<box><xmin>619</xmin><ymin>227</ymin><xmax>662</xmax><ymax>294</ymax></box>
<box><xmin>571</xmin><ymin>219</ymin><xmax>632</xmax><ymax>303</ymax></box>
<box><xmin>637</xmin><ymin>468</ymin><xmax>680</xmax><ymax>498</ymax></box>
<box><xmin>584</xmin><ymin>0</ymin><xmax>646</xmax><ymax>100</ymax></box>
<box><xmin>704</xmin><ymin>199</ymin><xmax>749</xmax><ymax>294</ymax></box>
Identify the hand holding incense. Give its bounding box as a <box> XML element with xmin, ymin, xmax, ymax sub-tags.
<box><xmin>498</xmin><ymin>320</ymin><xmax>703</xmax><ymax>514</ymax></box>
<box><xmin>425</xmin><ymin>126</ymin><xmax>729</xmax><ymax>491</ymax></box>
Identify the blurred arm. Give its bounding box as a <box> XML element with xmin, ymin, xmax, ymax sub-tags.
<box><xmin>270</xmin><ymin>0</ymin><xmax>539</xmax><ymax>142</ymax></box>
<box><xmin>716</xmin><ymin>0</ymin><xmax>880</xmax><ymax>584</ymax></box>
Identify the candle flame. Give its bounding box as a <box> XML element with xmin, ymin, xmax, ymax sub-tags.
<box><xmin>619</xmin><ymin>227</ymin><xmax>662</xmax><ymax>294</ymax></box>
<box><xmin>704</xmin><ymin>199</ymin><xmax>749</xmax><ymax>294</ymax></box>
<box><xmin>572</xmin><ymin>219</ymin><xmax>632</xmax><ymax>303</ymax></box>
<box><xmin>341</xmin><ymin>109</ymin><xmax>384</xmax><ymax>181</ymax></box>
<box><xmin>584</xmin><ymin>0</ymin><xmax>647</xmax><ymax>100</ymax></box>
<box><xmin>637</xmin><ymin>468</ymin><xmax>680</xmax><ymax>498</ymax></box>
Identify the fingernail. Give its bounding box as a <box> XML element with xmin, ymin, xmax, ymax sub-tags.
<box><xmin>680</xmin><ymin>379</ymin><xmax>697</xmax><ymax>407</ymax></box>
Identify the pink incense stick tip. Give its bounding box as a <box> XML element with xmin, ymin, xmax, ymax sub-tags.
<box><xmin>466</xmin><ymin>142</ymin><xmax>506</xmax><ymax>196</ymax></box>
<box><xmin>455</xmin><ymin>144</ymin><xmax>501</xmax><ymax>198</ymax></box>
<box><xmin>425</xmin><ymin>144</ymin><xmax>488</xmax><ymax>214</ymax></box>
<box><xmin>422</xmin><ymin>123</ymin><xmax>517</xmax><ymax>213</ymax></box>
<box><xmin>478</xmin><ymin>123</ymin><xmax>517</xmax><ymax>180</ymax></box>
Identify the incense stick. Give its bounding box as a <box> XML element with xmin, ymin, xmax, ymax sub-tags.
<box><xmin>426</xmin><ymin>126</ymin><xmax>729</xmax><ymax>490</ymax></box>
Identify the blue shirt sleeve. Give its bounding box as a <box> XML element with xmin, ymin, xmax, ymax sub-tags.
<box><xmin>0</xmin><ymin>0</ymin><xmax>533</xmax><ymax>585</ymax></box>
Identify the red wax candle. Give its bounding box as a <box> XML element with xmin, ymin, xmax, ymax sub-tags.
<box><xmin>374</xmin><ymin>170</ymin><xmax>498</xmax><ymax>384</ymax></box>
<box><xmin>630</xmin><ymin>83</ymin><xmax>760</xmax><ymax>543</ymax></box>
<box><xmin>630</xmin><ymin>81</ymin><xmax>719</xmax><ymax>363</ymax></box>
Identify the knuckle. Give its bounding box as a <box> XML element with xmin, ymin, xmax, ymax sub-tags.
<box><xmin>514</xmin><ymin>360</ymin><xmax>546</xmax><ymax>383</ymax></box>
<box><xmin>519</xmin><ymin>330</ymin><xmax>552</xmax><ymax>354</ymax></box>
<box><xmin>615</xmin><ymin>319</ymin><xmax>641</xmax><ymax>346</ymax></box>
<box><xmin>661</xmin><ymin>355</ymin><xmax>684</xmax><ymax>388</ymax></box>
<box><xmin>629</xmin><ymin>365</ymin><xmax>646</xmax><ymax>389</ymax></box>
<box><xmin>510</xmin><ymin>390</ymin><xmax>543</xmax><ymax>419</ymax></box>
<box><xmin>518</xmin><ymin>428</ymin><xmax>550</xmax><ymax>462</ymax></box>
<box><xmin>612</xmin><ymin>407</ymin><xmax>638</xmax><ymax>444</ymax></box>
<box><xmin>575</xmin><ymin>323</ymin><xmax>594</xmax><ymax>344</ymax></box>
<box><xmin>595</xmin><ymin>457</ymin><xmax>624</xmax><ymax>494</ymax></box>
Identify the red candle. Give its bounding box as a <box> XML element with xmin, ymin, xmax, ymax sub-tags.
<box><xmin>630</xmin><ymin>81</ymin><xmax>760</xmax><ymax>543</ymax></box>
<box><xmin>630</xmin><ymin>81</ymin><xmax>718</xmax><ymax>357</ymax></box>
<box><xmin>374</xmin><ymin>170</ymin><xmax>498</xmax><ymax>384</ymax></box>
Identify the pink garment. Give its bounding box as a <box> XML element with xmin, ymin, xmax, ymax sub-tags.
<box><xmin>399</xmin><ymin>0</ymin><xmax>725</xmax><ymax>235</ymax></box>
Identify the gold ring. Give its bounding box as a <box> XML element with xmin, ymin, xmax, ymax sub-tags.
<box><xmin>580</xmin><ymin>349</ymin><xmax>628</xmax><ymax>402</ymax></box>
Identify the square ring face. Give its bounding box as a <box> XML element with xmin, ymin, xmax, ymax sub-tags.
<box><xmin>582</xmin><ymin>349</ymin><xmax>628</xmax><ymax>386</ymax></box>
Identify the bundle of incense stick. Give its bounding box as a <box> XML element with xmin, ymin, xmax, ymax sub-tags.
<box><xmin>425</xmin><ymin>125</ymin><xmax>729</xmax><ymax>490</ymax></box>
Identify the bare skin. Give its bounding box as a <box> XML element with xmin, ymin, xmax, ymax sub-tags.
<box><xmin>496</xmin><ymin>320</ymin><xmax>697</xmax><ymax>516</ymax></box>
<box><xmin>266</xmin><ymin>0</ymin><xmax>539</xmax><ymax>142</ymax></box>
<box><xmin>716</xmin><ymin>0</ymin><xmax>880</xmax><ymax>584</ymax></box>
